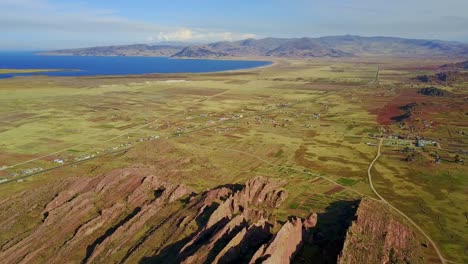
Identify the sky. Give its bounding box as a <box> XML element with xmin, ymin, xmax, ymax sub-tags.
<box><xmin>1</xmin><ymin>0</ymin><xmax>468</xmax><ymax>50</ymax></box>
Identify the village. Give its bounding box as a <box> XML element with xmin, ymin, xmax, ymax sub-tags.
<box><xmin>1</xmin><ymin>97</ymin><xmax>465</xmax><ymax>185</ymax></box>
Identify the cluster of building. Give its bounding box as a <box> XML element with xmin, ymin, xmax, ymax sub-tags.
<box><xmin>20</xmin><ymin>167</ymin><xmax>43</xmax><ymax>176</ymax></box>
<box><xmin>415</xmin><ymin>139</ymin><xmax>437</xmax><ymax>147</ymax></box>
<box><xmin>311</xmin><ymin>113</ymin><xmax>321</xmax><ymax>119</ymax></box>
<box><xmin>4</xmin><ymin>134</ymin><xmax>164</xmax><ymax>181</ymax></box>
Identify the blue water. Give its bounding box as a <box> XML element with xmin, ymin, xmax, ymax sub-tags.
<box><xmin>0</xmin><ymin>52</ymin><xmax>271</xmax><ymax>78</ymax></box>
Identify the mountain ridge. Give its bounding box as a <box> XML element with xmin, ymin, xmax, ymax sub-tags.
<box><xmin>40</xmin><ymin>35</ymin><xmax>468</xmax><ymax>58</ymax></box>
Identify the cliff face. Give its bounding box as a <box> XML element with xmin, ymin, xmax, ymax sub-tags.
<box><xmin>0</xmin><ymin>166</ymin><xmax>428</xmax><ymax>264</ymax></box>
<box><xmin>0</xmin><ymin>167</ymin><xmax>194</xmax><ymax>264</ymax></box>
<box><xmin>0</xmin><ymin>171</ymin><xmax>297</xmax><ymax>264</ymax></box>
<box><xmin>175</xmin><ymin>176</ymin><xmax>297</xmax><ymax>264</ymax></box>
<box><xmin>338</xmin><ymin>199</ymin><xmax>424</xmax><ymax>264</ymax></box>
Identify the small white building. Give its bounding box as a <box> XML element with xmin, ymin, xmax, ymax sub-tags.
<box><xmin>53</xmin><ymin>159</ymin><xmax>64</xmax><ymax>164</ymax></box>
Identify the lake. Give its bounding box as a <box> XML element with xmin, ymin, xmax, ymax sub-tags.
<box><xmin>0</xmin><ymin>52</ymin><xmax>272</xmax><ymax>78</ymax></box>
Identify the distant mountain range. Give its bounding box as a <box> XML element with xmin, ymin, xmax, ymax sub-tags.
<box><xmin>40</xmin><ymin>35</ymin><xmax>468</xmax><ymax>58</ymax></box>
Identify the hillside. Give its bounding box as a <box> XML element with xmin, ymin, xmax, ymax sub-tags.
<box><xmin>265</xmin><ymin>37</ymin><xmax>352</xmax><ymax>57</ymax></box>
<box><xmin>41</xmin><ymin>35</ymin><xmax>468</xmax><ymax>58</ymax></box>
<box><xmin>173</xmin><ymin>45</ymin><xmax>229</xmax><ymax>57</ymax></box>
<box><xmin>2</xmin><ymin>52</ymin><xmax>466</xmax><ymax>264</ymax></box>
<box><xmin>0</xmin><ymin>162</ymin><xmax>426</xmax><ymax>264</ymax></box>
<box><xmin>40</xmin><ymin>44</ymin><xmax>183</xmax><ymax>57</ymax></box>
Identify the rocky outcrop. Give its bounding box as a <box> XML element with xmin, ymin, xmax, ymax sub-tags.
<box><xmin>0</xmin><ymin>167</ymin><xmax>193</xmax><ymax>264</ymax></box>
<box><xmin>0</xmin><ymin>170</ymin><xmax>428</xmax><ymax>264</ymax></box>
<box><xmin>173</xmin><ymin>176</ymin><xmax>323</xmax><ymax>264</ymax></box>
<box><xmin>176</xmin><ymin>176</ymin><xmax>289</xmax><ymax>263</ymax></box>
<box><xmin>237</xmin><ymin>176</ymin><xmax>288</xmax><ymax>208</ymax></box>
<box><xmin>415</xmin><ymin>70</ymin><xmax>468</xmax><ymax>85</ymax></box>
<box><xmin>249</xmin><ymin>217</ymin><xmax>304</xmax><ymax>264</ymax></box>
<box><xmin>213</xmin><ymin>219</ymin><xmax>272</xmax><ymax>264</ymax></box>
<box><xmin>338</xmin><ymin>199</ymin><xmax>424</xmax><ymax>264</ymax></box>
<box><xmin>0</xmin><ymin>172</ymin><xmax>294</xmax><ymax>264</ymax></box>
<box><xmin>303</xmin><ymin>212</ymin><xmax>318</xmax><ymax>229</ymax></box>
<box><xmin>440</xmin><ymin>60</ymin><xmax>468</xmax><ymax>71</ymax></box>
<box><xmin>418</xmin><ymin>87</ymin><xmax>451</xmax><ymax>97</ymax></box>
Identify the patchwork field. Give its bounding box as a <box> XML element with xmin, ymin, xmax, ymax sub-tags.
<box><xmin>0</xmin><ymin>57</ymin><xmax>466</xmax><ymax>263</ymax></box>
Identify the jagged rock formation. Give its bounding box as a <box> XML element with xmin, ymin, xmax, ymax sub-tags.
<box><xmin>0</xmin><ymin>168</ymin><xmax>429</xmax><ymax>263</ymax></box>
<box><xmin>175</xmin><ymin>176</ymin><xmax>293</xmax><ymax>264</ymax></box>
<box><xmin>338</xmin><ymin>199</ymin><xmax>424</xmax><ymax>264</ymax></box>
<box><xmin>0</xmin><ymin>167</ymin><xmax>193</xmax><ymax>264</ymax></box>
<box><xmin>249</xmin><ymin>217</ymin><xmax>304</xmax><ymax>264</ymax></box>
<box><xmin>391</xmin><ymin>102</ymin><xmax>424</xmax><ymax>123</ymax></box>
<box><xmin>0</xmin><ymin>171</ymin><xmax>297</xmax><ymax>264</ymax></box>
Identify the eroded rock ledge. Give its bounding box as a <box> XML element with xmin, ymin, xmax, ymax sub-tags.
<box><xmin>0</xmin><ymin>168</ymin><xmax>427</xmax><ymax>264</ymax></box>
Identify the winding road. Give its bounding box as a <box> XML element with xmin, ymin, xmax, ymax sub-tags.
<box><xmin>368</xmin><ymin>138</ymin><xmax>451</xmax><ymax>264</ymax></box>
<box><xmin>201</xmin><ymin>138</ymin><xmax>457</xmax><ymax>264</ymax></box>
<box><xmin>197</xmin><ymin>145</ymin><xmax>372</xmax><ymax>199</ymax></box>
<box><xmin>0</xmin><ymin>86</ymin><xmax>459</xmax><ymax>263</ymax></box>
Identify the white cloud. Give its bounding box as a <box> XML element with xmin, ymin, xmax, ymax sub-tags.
<box><xmin>154</xmin><ymin>28</ymin><xmax>256</xmax><ymax>43</ymax></box>
<box><xmin>241</xmin><ymin>33</ymin><xmax>257</xmax><ymax>39</ymax></box>
<box><xmin>0</xmin><ymin>0</ymin><xmax>257</xmax><ymax>49</ymax></box>
<box><xmin>158</xmin><ymin>28</ymin><xmax>194</xmax><ymax>41</ymax></box>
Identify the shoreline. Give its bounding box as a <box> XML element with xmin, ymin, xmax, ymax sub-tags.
<box><xmin>0</xmin><ymin>55</ymin><xmax>276</xmax><ymax>79</ymax></box>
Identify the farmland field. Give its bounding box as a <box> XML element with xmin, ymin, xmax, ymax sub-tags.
<box><xmin>0</xmin><ymin>57</ymin><xmax>466</xmax><ymax>263</ymax></box>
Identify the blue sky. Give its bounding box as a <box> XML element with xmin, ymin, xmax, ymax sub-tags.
<box><xmin>1</xmin><ymin>0</ymin><xmax>468</xmax><ymax>49</ymax></box>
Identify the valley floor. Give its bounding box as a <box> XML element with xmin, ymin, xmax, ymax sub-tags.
<box><xmin>0</xmin><ymin>57</ymin><xmax>466</xmax><ymax>263</ymax></box>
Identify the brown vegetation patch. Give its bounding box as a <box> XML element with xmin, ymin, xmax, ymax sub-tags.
<box><xmin>225</xmin><ymin>80</ymin><xmax>249</xmax><ymax>84</ymax></box>
<box><xmin>0</xmin><ymin>152</ymin><xmax>42</xmax><ymax>164</ymax></box>
<box><xmin>223</xmin><ymin>134</ymin><xmax>243</xmax><ymax>139</ymax></box>
<box><xmin>294</xmin><ymin>145</ymin><xmax>319</xmax><ymax>169</ymax></box>
<box><xmin>306</xmin><ymin>129</ymin><xmax>319</xmax><ymax>138</ymax></box>
<box><xmin>0</xmin><ymin>113</ymin><xmax>34</xmax><ymax>123</ymax></box>
<box><xmin>272</xmin><ymin>83</ymin><xmax>353</xmax><ymax>91</ymax></box>
<box><xmin>161</xmin><ymin>88</ymin><xmax>227</xmax><ymax>96</ymax></box>
<box><xmin>88</xmin><ymin>116</ymin><xmax>107</xmax><ymax>122</ymax></box>
<box><xmin>368</xmin><ymin>86</ymin><xmax>466</xmax><ymax>126</ymax></box>
<box><xmin>323</xmin><ymin>186</ymin><xmax>345</xmax><ymax>195</ymax></box>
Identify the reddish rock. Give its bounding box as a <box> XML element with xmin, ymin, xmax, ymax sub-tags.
<box><xmin>205</xmin><ymin>196</ymin><xmax>237</xmax><ymax>229</ymax></box>
<box><xmin>2</xmin><ymin>173</ymin><xmax>352</xmax><ymax>264</ymax></box>
<box><xmin>250</xmin><ymin>217</ymin><xmax>304</xmax><ymax>264</ymax></box>
<box><xmin>338</xmin><ymin>199</ymin><xmax>422</xmax><ymax>264</ymax></box>
<box><xmin>235</xmin><ymin>176</ymin><xmax>288</xmax><ymax>208</ymax></box>
<box><xmin>204</xmin><ymin>176</ymin><xmax>287</xmax><ymax>230</ymax></box>
<box><xmin>176</xmin><ymin>176</ymin><xmax>291</xmax><ymax>264</ymax></box>
<box><xmin>303</xmin><ymin>213</ymin><xmax>318</xmax><ymax>229</ymax></box>
<box><xmin>213</xmin><ymin>218</ymin><xmax>272</xmax><ymax>264</ymax></box>
<box><xmin>180</xmin><ymin>215</ymin><xmax>248</xmax><ymax>264</ymax></box>
<box><xmin>0</xmin><ymin>167</ymin><xmax>192</xmax><ymax>264</ymax></box>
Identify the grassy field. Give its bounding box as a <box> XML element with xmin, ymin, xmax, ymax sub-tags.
<box><xmin>0</xmin><ymin>57</ymin><xmax>466</xmax><ymax>262</ymax></box>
